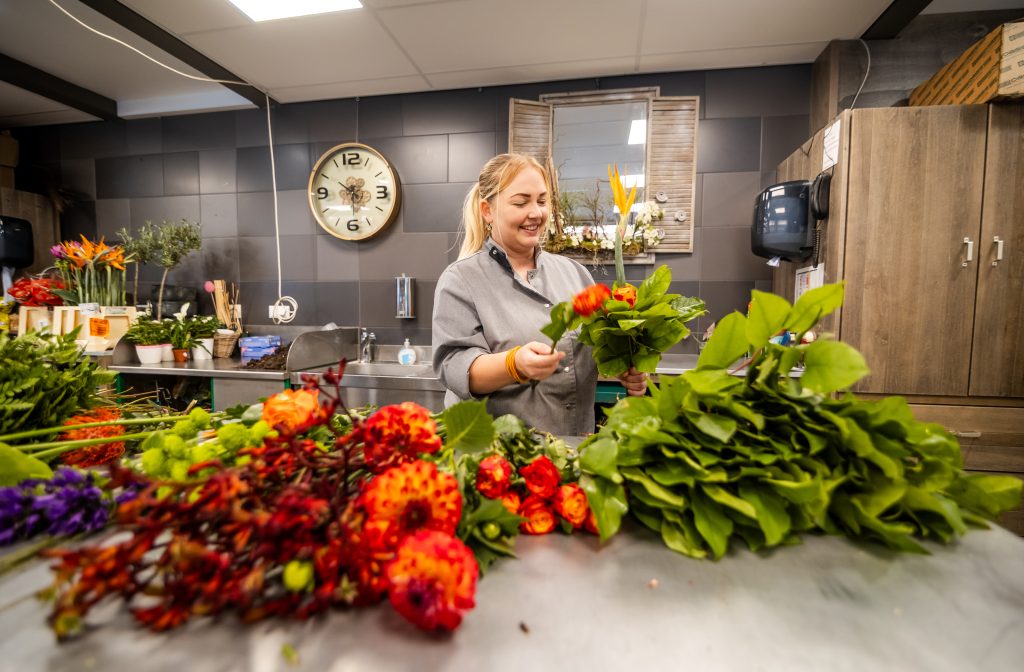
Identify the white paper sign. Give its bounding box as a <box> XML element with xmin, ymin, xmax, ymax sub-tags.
<box><xmin>794</xmin><ymin>264</ymin><xmax>825</xmax><ymax>303</ymax></box>
<box><xmin>822</xmin><ymin>120</ymin><xmax>841</xmax><ymax>171</ymax></box>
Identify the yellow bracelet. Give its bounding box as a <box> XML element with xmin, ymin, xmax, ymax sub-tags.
<box><xmin>505</xmin><ymin>346</ymin><xmax>527</xmax><ymax>384</ymax></box>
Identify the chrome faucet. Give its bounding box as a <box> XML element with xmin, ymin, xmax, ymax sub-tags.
<box><xmin>359</xmin><ymin>329</ymin><xmax>376</xmax><ymax>363</ymax></box>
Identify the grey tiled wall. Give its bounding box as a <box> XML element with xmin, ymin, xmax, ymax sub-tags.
<box><xmin>21</xmin><ymin>64</ymin><xmax>810</xmax><ymax>350</ymax></box>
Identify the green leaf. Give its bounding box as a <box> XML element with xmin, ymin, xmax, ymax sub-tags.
<box><xmin>540</xmin><ymin>301</ymin><xmax>578</xmax><ymax>345</ymax></box>
<box><xmin>617</xmin><ymin>319</ymin><xmax>645</xmax><ymax>331</ymax></box>
<box><xmin>745</xmin><ymin>290</ymin><xmax>792</xmax><ymax>349</ymax></box>
<box><xmin>697</xmin><ymin>312</ymin><xmax>748</xmax><ymax>370</ymax></box>
<box><xmin>579</xmin><ymin>437</ymin><xmax>622</xmax><ymax>483</ymax></box>
<box><xmin>702</xmin><ymin>484</ymin><xmax>758</xmax><ymax>520</ymax></box>
<box><xmin>636</xmin><ymin>265</ymin><xmax>672</xmax><ymax>307</ymax></box>
<box><xmin>902</xmin><ymin>487</ymin><xmax>967</xmax><ymax>537</ymax></box>
<box><xmin>947</xmin><ymin>475</ymin><xmax>1023</xmax><ymax>518</ymax></box>
<box><xmin>580</xmin><ymin>474</ymin><xmax>629</xmax><ymax>542</ymax></box>
<box><xmin>621</xmin><ymin>467</ymin><xmax>686</xmax><ymax>507</ymax></box>
<box><xmin>738</xmin><ymin>484</ymin><xmax>791</xmax><ymax>546</ymax></box>
<box><xmin>800</xmin><ymin>341</ymin><xmax>870</xmax><ymax>394</ymax></box>
<box><xmin>0</xmin><ymin>443</ymin><xmax>54</xmax><ymax>485</ymax></box>
<box><xmin>687</xmin><ymin>411</ymin><xmax>737</xmax><ymax>443</ymax></box>
<box><xmin>851</xmin><ymin>478</ymin><xmax>906</xmax><ymax>517</ymax></box>
<box><xmin>786</xmin><ymin>282</ymin><xmax>845</xmax><ymax>334</ymax></box>
<box><xmin>441</xmin><ymin>400</ymin><xmax>495</xmax><ymax>454</ymax></box>
<box><xmin>661</xmin><ymin>517</ymin><xmax>708</xmax><ymax>559</ymax></box>
<box><xmin>691</xmin><ymin>490</ymin><xmax>733</xmax><ymax>559</ymax></box>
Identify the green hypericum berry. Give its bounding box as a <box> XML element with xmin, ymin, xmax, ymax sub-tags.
<box><xmin>188</xmin><ymin>407</ymin><xmax>212</xmax><ymax>430</ymax></box>
<box><xmin>235</xmin><ymin>454</ymin><xmax>252</xmax><ymax>467</ymax></box>
<box><xmin>171</xmin><ymin>419</ymin><xmax>197</xmax><ymax>439</ymax></box>
<box><xmin>248</xmin><ymin>420</ymin><xmax>272</xmax><ymax>444</ymax></box>
<box><xmin>168</xmin><ymin>459</ymin><xmax>191</xmax><ymax>482</ymax></box>
<box><xmin>163</xmin><ymin>435</ymin><xmax>189</xmax><ymax>459</ymax></box>
<box><xmin>139</xmin><ymin>448</ymin><xmax>166</xmax><ymax>475</ymax></box>
<box><xmin>283</xmin><ymin>560</ymin><xmax>314</xmax><ymax>592</ymax></box>
<box><xmin>481</xmin><ymin>522</ymin><xmax>502</xmax><ymax>540</ymax></box>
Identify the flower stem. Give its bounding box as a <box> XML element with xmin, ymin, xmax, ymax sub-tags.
<box><xmin>0</xmin><ymin>415</ymin><xmax>196</xmax><ymax>443</ymax></box>
<box><xmin>21</xmin><ymin>430</ymin><xmax>154</xmax><ymax>460</ymax></box>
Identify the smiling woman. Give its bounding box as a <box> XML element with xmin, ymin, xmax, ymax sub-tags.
<box><xmin>431</xmin><ymin>153</ymin><xmax>648</xmax><ymax>436</ymax></box>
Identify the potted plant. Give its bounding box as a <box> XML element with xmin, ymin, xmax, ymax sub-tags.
<box><xmin>153</xmin><ymin>220</ymin><xmax>202</xmax><ymax>319</ymax></box>
<box><xmin>166</xmin><ymin>303</ymin><xmax>197</xmax><ymax>362</ymax></box>
<box><xmin>117</xmin><ymin>222</ymin><xmax>159</xmax><ymax>307</ymax></box>
<box><xmin>185</xmin><ymin>314</ymin><xmax>222</xmax><ymax>361</ymax></box>
<box><xmin>122</xmin><ymin>317</ymin><xmax>167</xmax><ymax>364</ymax></box>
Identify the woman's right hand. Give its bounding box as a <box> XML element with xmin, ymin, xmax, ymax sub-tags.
<box><xmin>514</xmin><ymin>341</ymin><xmax>566</xmax><ymax>382</ymax></box>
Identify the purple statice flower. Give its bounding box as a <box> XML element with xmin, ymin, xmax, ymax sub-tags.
<box><xmin>51</xmin><ymin>244</ymin><xmax>66</xmax><ymax>259</ymax></box>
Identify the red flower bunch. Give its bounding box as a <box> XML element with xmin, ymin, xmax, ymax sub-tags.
<box><xmin>59</xmin><ymin>407</ymin><xmax>126</xmax><ymax>467</ymax></box>
<box><xmin>6</xmin><ymin>276</ymin><xmax>64</xmax><ymax>306</ymax></box>
<box><xmin>45</xmin><ymin>367</ymin><xmax>478</xmax><ymax>638</ymax></box>
<box><xmin>361</xmin><ymin>401</ymin><xmax>442</xmax><ymax>473</ymax></box>
<box><xmin>572</xmin><ymin>283</ymin><xmax>612</xmax><ymax>317</ymax></box>
<box><xmin>612</xmin><ymin>283</ymin><xmax>637</xmax><ymax>309</ymax></box>
<box><xmin>472</xmin><ymin>453</ymin><xmax>597</xmax><ymax>536</ymax></box>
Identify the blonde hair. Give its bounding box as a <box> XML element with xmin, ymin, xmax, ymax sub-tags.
<box><xmin>458</xmin><ymin>153</ymin><xmax>551</xmax><ymax>260</ymax></box>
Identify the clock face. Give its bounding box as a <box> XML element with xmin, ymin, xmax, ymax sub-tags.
<box><xmin>307</xmin><ymin>143</ymin><xmax>401</xmax><ymax>241</ymax></box>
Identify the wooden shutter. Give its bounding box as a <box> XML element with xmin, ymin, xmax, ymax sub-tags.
<box><xmin>647</xmin><ymin>97</ymin><xmax>699</xmax><ymax>253</ymax></box>
<box><xmin>508</xmin><ymin>99</ymin><xmax>552</xmax><ymax>162</ymax></box>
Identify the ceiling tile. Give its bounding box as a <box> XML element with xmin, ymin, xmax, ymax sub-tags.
<box><xmin>425</xmin><ymin>57</ymin><xmax>637</xmax><ymax>91</ymax></box>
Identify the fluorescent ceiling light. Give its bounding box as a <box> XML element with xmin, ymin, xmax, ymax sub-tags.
<box><xmin>227</xmin><ymin>0</ymin><xmax>362</xmax><ymax>22</ymax></box>
<box><xmin>627</xmin><ymin>119</ymin><xmax>646</xmax><ymax>145</ymax></box>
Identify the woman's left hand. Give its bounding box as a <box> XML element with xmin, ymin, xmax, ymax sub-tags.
<box><xmin>617</xmin><ymin>367</ymin><xmax>648</xmax><ymax>397</ymax></box>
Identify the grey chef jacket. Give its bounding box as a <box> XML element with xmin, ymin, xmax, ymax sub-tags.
<box><xmin>432</xmin><ymin>238</ymin><xmax>598</xmax><ymax>436</ymax></box>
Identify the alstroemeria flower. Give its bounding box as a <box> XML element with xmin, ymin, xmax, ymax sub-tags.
<box><xmin>572</xmin><ymin>283</ymin><xmax>611</xmax><ymax>318</ymax></box>
<box><xmin>386</xmin><ymin>530</ymin><xmax>478</xmax><ymax>632</ymax></box>
<box><xmin>519</xmin><ymin>455</ymin><xmax>560</xmax><ymax>499</ymax></box>
<box><xmin>612</xmin><ymin>284</ymin><xmax>637</xmax><ymax>309</ymax></box>
<box><xmin>475</xmin><ymin>455</ymin><xmax>512</xmax><ymax>499</ymax></box>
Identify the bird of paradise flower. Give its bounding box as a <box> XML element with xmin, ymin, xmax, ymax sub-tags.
<box><xmin>607</xmin><ymin>163</ymin><xmax>637</xmax><ymax>285</ymax></box>
<box><xmin>53</xmin><ymin>235</ymin><xmax>131</xmax><ymax>306</ymax></box>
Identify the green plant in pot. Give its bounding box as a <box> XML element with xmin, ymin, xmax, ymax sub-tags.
<box><xmin>117</xmin><ymin>222</ymin><xmax>159</xmax><ymax>307</ymax></box>
<box><xmin>165</xmin><ymin>303</ymin><xmax>197</xmax><ymax>362</ymax></box>
<box><xmin>153</xmin><ymin>220</ymin><xmax>202</xmax><ymax>320</ymax></box>
<box><xmin>122</xmin><ymin>317</ymin><xmax>168</xmax><ymax>364</ymax></box>
<box><xmin>185</xmin><ymin>314</ymin><xmax>222</xmax><ymax>359</ymax></box>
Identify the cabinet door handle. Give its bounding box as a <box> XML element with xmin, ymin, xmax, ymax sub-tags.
<box><xmin>992</xmin><ymin>236</ymin><xmax>1004</xmax><ymax>266</ymax></box>
<box><xmin>962</xmin><ymin>237</ymin><xmax>974</xmax><ymax>266</ymax></box>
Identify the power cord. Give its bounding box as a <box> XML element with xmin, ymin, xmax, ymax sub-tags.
<box><xmin>45</xmin><ymin>0</ymin><xmax>297</xmax><ymax>323</ymax></box>
<box><xmin>848</xmin><ymin>39</ymin><xmax>872</xmax><ymax>111</ymax></box>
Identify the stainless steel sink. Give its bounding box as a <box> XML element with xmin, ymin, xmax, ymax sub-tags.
<box><xmin>342</xmin><ymin>362</ymin><xmax>435</xmax><ymax>377</ymax></box>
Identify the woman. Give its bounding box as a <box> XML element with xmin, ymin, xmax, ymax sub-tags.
<box><xmin>432</xmin><ymin>153</ymin><xmax>646</xmax><ymax>436</ymax></box>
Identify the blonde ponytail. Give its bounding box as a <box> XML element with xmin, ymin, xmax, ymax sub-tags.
<box><xmin>457</xmin><ymin>153</ymin><xmax>550</xmax><ymax>260</ymax></box>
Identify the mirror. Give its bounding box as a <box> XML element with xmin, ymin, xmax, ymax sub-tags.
<box><xmin>510</xmin><ymin>87</ymin><xmax>699</xmax><ymax>254</ymax></box>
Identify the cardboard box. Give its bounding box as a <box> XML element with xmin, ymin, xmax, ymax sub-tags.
<box><xmin>0</xmin><ymin>133</ymin><xmax>17</xmax><ymax>168</ymax></box>
<box><xmin>910</xmin><ymin>22</ymin><xmax>1024</xmax><ymax>106</ymax></box>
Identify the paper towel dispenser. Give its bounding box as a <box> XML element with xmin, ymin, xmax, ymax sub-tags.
<box><xmin>0</xmin><ymin>216</ymin><xmax>33</xmax><ymax>269</ymax></box>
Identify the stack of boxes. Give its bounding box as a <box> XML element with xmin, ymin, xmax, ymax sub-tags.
<box><xmin>239</xmin><ymin>335</ymin><xmax>282</xmax><ymax>364</ymax></box>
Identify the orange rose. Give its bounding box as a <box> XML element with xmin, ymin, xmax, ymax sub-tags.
<box><xmin>262</xmin><ymin>388</ymin><xmax>321</xmax><ymax>435</ymax></box>
<box><xmin>611</xmin><ymin>284</ymin><xmax>637</xmax><ymax>309</ymax></box>
<box><xmin>475</xmin><ymin>455</ymin><xmax>512</xmax><ymax>499</ymax></box>
<box><xmin>501</xmin><ymin>489</ymin><xmax>522</xmax><ymax>515</ymax></box>
<box><xmin>518</xmin><ymin>495</ymin><xmax>556</xmax><ymax>535</ymax></box>
<box><xmin>584</xmin><ymin>508</ymin><xmax>600</xmax><ymax>535</ymax></box>
<box><xmin>572</xmin><ymin>283</ymin><xmax>611</xmax><ymax>317</ymax></box>
<box><xmin>519</xmin><ymin>455</ymin><xmax>560</xmax><ymax>499</ymax></box>
<box><xmin>552</xmin><ymin>483</ymin><xmax>589</xmax><ymax>528</ymax></box>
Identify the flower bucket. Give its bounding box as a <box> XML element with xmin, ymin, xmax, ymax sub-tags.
<box><xmin>161</xmin><ymin>343</ymin><xmax>173</xmax><ymax>361</ymax></box>
<box><xmin>192</xmin><ymin>337</ymin><xmax>214</xmax><ymax>361</ymax></box>
<box><xmin>135</xmin><ymin>344</ymin><xmax>164</xmax><ymax>364</ymax></box>
<box><xmin>172</xmin><ymin>348</ymin><xmax>190</xmax><ymax>363</ymax></box>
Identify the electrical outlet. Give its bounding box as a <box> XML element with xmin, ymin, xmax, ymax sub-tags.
<box><xmin>268</xmin><ymin>304</ymin><xmax>290</xmax><ymax>319</ymax></box>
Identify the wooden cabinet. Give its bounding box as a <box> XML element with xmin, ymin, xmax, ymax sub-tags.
<box><xmin>773</xmin><ymin>104</ymin><xmax>1024</xmax><ymax>399</ymax></box>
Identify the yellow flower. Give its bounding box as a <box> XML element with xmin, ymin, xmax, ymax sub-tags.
<box><xmin>607</xmin><ymin>163</ymin><xmax>637</xmax><ymax>238</ymax></box>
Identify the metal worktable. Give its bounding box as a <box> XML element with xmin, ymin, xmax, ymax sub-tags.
<box><xmin>0</xmin><ymin>523</ymin><xmax>1021</xmax><ymax>671</ymax></box>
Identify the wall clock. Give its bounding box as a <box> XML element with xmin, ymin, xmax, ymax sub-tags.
<box><xmin>307</xmin><ymin>142</ymin><xmax>401</xmax><ymax>241</ymax></box>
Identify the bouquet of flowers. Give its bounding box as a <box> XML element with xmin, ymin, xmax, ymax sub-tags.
<box><xmin>541</xmin><ymin>164</ymin><xmax>706</xmax><ymax>377</ymax></box>
<box><xmin>52</xmin><ymin>236</ymin><xmax>129</xmax><ymax>306</ymax></box>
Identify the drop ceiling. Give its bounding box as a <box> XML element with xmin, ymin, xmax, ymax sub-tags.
<box><xmin>0</xmin><ymin>0</ymin><xmax>1019</xmax><ymax>128</ymax></box>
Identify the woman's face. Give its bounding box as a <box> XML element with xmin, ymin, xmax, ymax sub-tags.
<box><xmin>482</xmin><ymin>167</ymin><xmax>549</xmax><ymax>258</ymax></box>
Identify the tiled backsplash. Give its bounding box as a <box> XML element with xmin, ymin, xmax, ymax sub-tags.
<box><xmin>17</xmin><ymin>65</ymin><xmax>811</xmax><ymax>352</ymax></box>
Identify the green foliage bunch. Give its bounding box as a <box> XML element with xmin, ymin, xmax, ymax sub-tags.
<box><xmin>118</xmin><ymin>222</ymin><xmax>159</xmax><ymax>305</ymax></box>
<box><xmin>152</xmin><ymin>219</ymin><xmax>202</xmax><ymax>319</ymax></box>
<box><xmin>580</xmin><ymin>283</ymin><xmax>1022</xmax><ymax>558</ymax></box>
<box><xmin>0</xmin><ymin>329</ymin><xmax>115</xmax><ymax>436</ymax></box>
<box><xmin>185</xmin><ymin>314</ymin><xmax>223</xmax><ymax>340</ymax></box>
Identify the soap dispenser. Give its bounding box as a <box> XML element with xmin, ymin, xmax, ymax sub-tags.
<box><xmin>398</xmin><ymin>338</ymin><xmax>416</xmax><ymax>366</ymax></box>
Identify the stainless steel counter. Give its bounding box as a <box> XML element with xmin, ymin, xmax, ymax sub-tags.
<box><xmin>109</xmin><ymin>357</ymin><xmax>289</xmax><ymax>381</ymax></box>
<box><xmin>1</xmin><ymin>524</ymin><xmax>1021</xmax><ymax>671</ymax></box>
